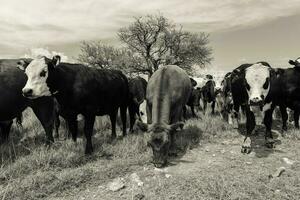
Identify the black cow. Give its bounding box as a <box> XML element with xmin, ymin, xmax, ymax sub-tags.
<box><xmin>220</xmin><ymin>72</ymin><xmax>235</xmax><ymax>124</ymax></box>
<box><xmin>185</xmin><ymin>78</ymin><xmax>201</xmax><ymax>118</ymax></box>
<box><xmin>0</xmin><ymin>59</ymin><xmax>55</xmax><ymax>144</ymax></box>
<box><xmin>19</xmin><ymin>55</ymin><xmax>129</xmax><ymax>154</ymax></box>
<box><xmin>128</xmin><ymin>76</ymin><xmax>147</xmax><ymax>132</ymax></box>
<box><xmin>201</xmin><ymin>79</ymin><xmax>216</xmax><ymax>114</ymax></box>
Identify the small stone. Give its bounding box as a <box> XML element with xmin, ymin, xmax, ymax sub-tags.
<box><xmin>246</xmin><ymin>162</ymin><xmax>252</xmax><ymax>165</ymax></box>
<box><xmin>130</xmin><ymin>173</ymin><xmax>144</xmax><ymax>187</ymax></box>
<box><xmin>165</xmin><ymin>174</ymin><xmax>172</xmax><ymax>178</ymax></box>
<box><xmin>134</xmin><ymin>193</ymin><xmax>145</xmax><ymax>200</ymax></box>
<box><xmin>282</xmin><ymin>158</ymin><xmax>295</xmax><ymax>165</ymax></box>
<box><xmin>154</xmin><ymin>167</ymin><xmax>167</xmax><ymax>173</ymax></box>
<box><xmin>205</xmin><ymin>148</ymin><xmax>210</xmax><ymax>152</ymax></box>
<box><xmin>249</xmin><ymin>152</ymin><xmax>256</xmax><ymax>157</ymax></box>
<box><xmin>107</xmin><ymin>177</ymin><xmax>125</xmax><ymax>192</ymax></box>
<box><xmin>221</xmin><ymin>141</ymin><xmax>230</xmax><ymax>145</ymax></box>
<box><xmin>270</xmin><ymin>167</ymin><xmax>286</xmax><ymax>178</ymax></box>
<box><xmin>212</xmin><ymin>154</ymin><xmax>216</xmax><ymax>157</ymax></box>
<box><xmin>220</xmin><ymin>150</ymin><xmax>226</xmax><ymax>154</ymax></box>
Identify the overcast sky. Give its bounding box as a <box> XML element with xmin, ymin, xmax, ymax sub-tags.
<box><xmin>0</xmin><ymin>0</ymin><xmax>300</xmax><ymax>70</ymax></box>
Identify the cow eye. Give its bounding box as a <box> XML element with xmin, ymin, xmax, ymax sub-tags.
<box><xmin>263</xmin><ymin>78</ymin><xmax>269</xmax><ymax>89</ymax></box>
<box><xmin>40</xmin><ymin>70</ymin><xmax>47</xmax><ymax>77</ymax></box>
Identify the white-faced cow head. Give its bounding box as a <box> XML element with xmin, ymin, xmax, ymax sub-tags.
<box><xmin>244</xmin><ymin>63</ymin><xmax>271</xmax><ymax>106</ymax></box>
<box><xmin>19</xmin><ymin>55</ymin><xmax>61</xmax><ymax>99</ymax></box>
<box><xmin>289</xmin><ymin>57</ymin><xmax>300</xmax><ymax>68</ymax></box>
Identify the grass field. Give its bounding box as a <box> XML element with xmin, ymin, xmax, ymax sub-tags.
<box><xmin>0</xmin><ymin>108</ymin><xmax>299</xmax><ymax>200</ymax></box>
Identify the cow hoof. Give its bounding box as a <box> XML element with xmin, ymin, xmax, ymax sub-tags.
<box><xmin>85</xmin><ymin>148</ymin><xmax>94</xmax><ymax>155</ymax></box>
<box><xmin>241</xmin><ymin>146</ymin><xmax>251</xmax><ymax>154</ymax></box>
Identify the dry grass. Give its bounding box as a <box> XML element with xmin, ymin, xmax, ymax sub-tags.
<box><xmin>0</xmin><ymin>109</ymin><xmax>299</xmax><ymax>200</ymax></box>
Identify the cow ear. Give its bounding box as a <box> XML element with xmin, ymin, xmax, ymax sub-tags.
<box><xmin>136</xmin><ymin>120</ymin><xmax>148</xmax><ymax>132</ymax></box>
<box><xmin>272</xmin><ymin>68</ymin><xmax>284</xmax><ymax>78</ymax></box>
<box><xmin>289</xmin><ymin>60</ymin><xmax>295</xmax><ymax>66</ymax></box>
<box><xmin>17</xmin><ymin>60</ymin><xmax>28</xmax><ymax>71</ymax></box>
<box><xmin>52</xmin><ymin>55</ymin><xmax>61</xmax><ymax>67</ymax></box>
<box><xmin>190</xmin><ymin>78</ymin><xmax>197</xmax><ymax>87</ymax></box>
<box><xmin>170</xmin><ymin>122</ymin><xmax>184</xmax><ymax>131</ymax></box>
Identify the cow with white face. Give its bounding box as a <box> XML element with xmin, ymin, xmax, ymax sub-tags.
<box><xmin>21</xmin><ymin>56</ymin><xmax>58</xmax><ymax>98</ymax></box>
<box><xmin>20</xmin><ymin>55</ymin><xmax>130</xmax><ymax>155</ymax></box>
<box><xmin>231</xmin><ymin>62</ymin><xmax>277</xmax><ymax>154</ymax></box>
<box><xmin>245</xmin><ymin>63</ymin><xmax>271</xmax><ymax>107</ymax></box>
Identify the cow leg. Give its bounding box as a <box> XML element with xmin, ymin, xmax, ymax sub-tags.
<box><xmin>203</xmin><ymin>101</ymin><xmax>207</xmax><ymax>115</ymax></box>
<box><xmin>128</xmin><ymin>103</ymin><xmax>136</xmax><ymax>133</ymax></box>
<box><xmin>191</xmin><ymin>105</ymin><xmax>197</xmax><ymax>118</ymax></box>
<box><xmin>120</xmin><ymin>105</ymin><xmax>127</xmax><ymax>137</ymax></box>
<box><xmin>109</xmin><ymin>109</ymin><xmax>118</xmax><ymax>139</ymax></box>
<box><xmin>16</xmin><ymin>113</ymin><xmax>23</xmax><ymax>129</ymax></box>
<box><xmin>264</xmin><ymin>107</ymin><xmax>275</xmax><ymax>148</ymax></box>
<box><xmin>30</xmin><ymin>98</ymin><xmax>55</xmax><ymax>145</ymax></box>
<box><xmin>294</xmin><ymin>110</ymin><xmax>299</xmax><ymax>129</ymax></box>
<box><xmin>54</xmin><ymin>112</ymin><xmax>60</xmax><ymax>139</ymax></box>
<box><xmin>83</xmin><ymin>115</ymin><xmax>95</xmax><ymax>154</ymax></box>
<box><xmin>241</xmin><ymin>109</ymin><xmax>255</xmax><ymax>154</ymax></box>
<box><xmin>0</xmin><ymin>121</ymin><xmax>13</xmax><ymax>144</ymax></box>
<box><xmin>279</xmin><ymin>105</ymin><xmax>288</xmax><ymax>131</ymax></box>
<box><xmin>183</xmin><ymin>106</ymin><xmax>187</xmax><ymax>120</ymax></box>
<box><xmin>66</xmin><ymin>117</ymin><xmax>78</xmax><ymax>142</ymax></box>
<box><xmin>232</xmin><ymin>104</ymin><xmax>240</xmax><ymax>129</ymax></box>
<box><xmin>147</xmin><ymin>103</ymin><xmax>152</xmax><ymax>124</ymax></box>
<box><xmin>211</xmin><ymin>101</ymin><xmax>215</xmax><ymax>115</ymax></box>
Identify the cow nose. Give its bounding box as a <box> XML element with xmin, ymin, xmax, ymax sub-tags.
<box><xmin>22</xmin><ymin>88</ymin><xmax>33</xmax><ymax>97</ymax></box>
<box><xmin>249</xmin><ymin>97</ymin><xmax>262</xmax><ymax>105</ymax></box>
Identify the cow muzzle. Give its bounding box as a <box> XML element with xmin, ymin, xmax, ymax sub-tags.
<box><xmin>22</xmin><ymin>88</ymin><xmax>33</xmax><ymax>98</ymax></box>
<box><xmin>249</xmin><ymin>97</ymin><xmax>263</xmax><ymax>106</ymax></box>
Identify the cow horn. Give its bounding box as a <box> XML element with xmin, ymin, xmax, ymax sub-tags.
<box><xmin>52</xmin><ymin>55</ymin><xmax>61</xmax><ymax>67</ymax></box>
<box><xmin>289</xmin><ymin>60</ymin><xmax>296</xmax><ymax>66</ymax></box>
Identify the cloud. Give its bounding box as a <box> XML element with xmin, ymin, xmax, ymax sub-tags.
<box><xmin>0</xmin><ymin>0</ymin><xmax>299</xmax><ymax>59</ymax></box>
<box><xmin>23</xmin><ymin>48</ymin><xmax>69</xmax><ymax>62</ymax></box>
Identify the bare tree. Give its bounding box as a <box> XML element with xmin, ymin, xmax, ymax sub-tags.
<box><xmin>78</xmin><ymin>41</ymin><xmax>120</xmax><ymax>68</ymax></box>
<box><xmin>118</xmin><ymin>14</ymin><xmax>170</xmax><ymax>75</ymax></box>
<box><xmin>118</xmin><ymin>14</ymin><xmax>213</xmax><ymax>76</ymax></box>
<box><xmin>78</xmin><ymin>41</ymin><xmax>147</xmax><ymax>76</ymax></box>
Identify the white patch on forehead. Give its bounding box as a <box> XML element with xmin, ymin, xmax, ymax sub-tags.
<box><xmin>245</xmin><ymin>63</ymin><xmax>270</xmax><ymax>101</ymax></box>
<box><xmin>25</xmin><ymin>57</ymin><xmax>47</xmax><ymax>74</ymax></box>
<box><xmin>23</xmin><ymin>57</ymin><xmax>51</xmax><ymax>98</ymax></box>
<box><xmin>245</xmin><ymin>63</ymin><xmax>270</xmax><ymax>84</ymax></box>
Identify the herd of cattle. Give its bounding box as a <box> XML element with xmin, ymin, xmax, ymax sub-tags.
<box><xmin>1</xmin><ymin>55</ymin><xmax>300</xmax><ymax>167</ymax></box>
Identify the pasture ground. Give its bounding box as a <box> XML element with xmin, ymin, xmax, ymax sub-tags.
<box><xmin>0</xmin><ymin>108</ymin><xmax>299</xmax><ymax>200</ymax></box>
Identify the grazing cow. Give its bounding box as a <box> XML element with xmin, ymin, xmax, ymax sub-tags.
<box><xmin>0</xmin><ymin>59</ymin><xmax>55</xmax><ymax>144</ymax></box>
<box><xmin>128</xmin><ymin>77</ymin><xmax>147</xmax><ymax>132</ymax></box>
<box><xmin>20</xmin><ymin>55</ymin><xmax>129</xmax><ymax>154</ymax></box>
<box><xmin>139</xmin><ymin>65</ymin><xmax>191</xmax><ymax>167</ymax></box>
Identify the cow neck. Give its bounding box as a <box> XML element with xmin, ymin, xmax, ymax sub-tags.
<box><xmin>152</xmin><ymin>94</ymin><xmax>171</xmax><ymax>125</ymax></box>
<box><xmin>49</xmin><ymin>66</ymin><xmax>72</xmax><ymax>99</ymax></box>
